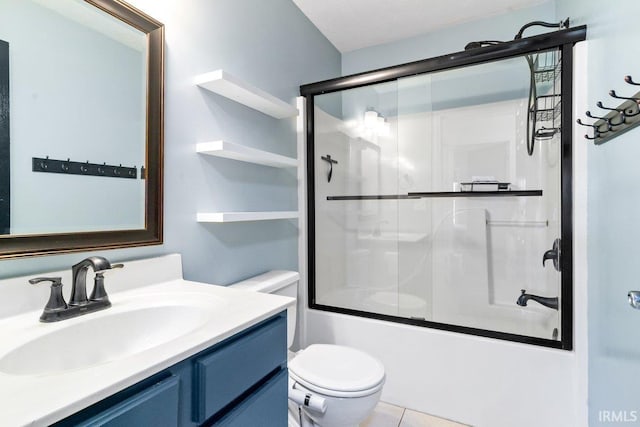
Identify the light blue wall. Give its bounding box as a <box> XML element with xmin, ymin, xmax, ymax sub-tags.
<box><xmin>0</xmin><ymin>0</ymin><xmax>340</xmax><ymax>285</ymax></box>
<box><xmin>342</xmin><ymin>2</ymin><xmax>557</xmax><ymax>75</ymax></box>
<box><xmin>555</xmin><ymin>0</ymin><xmax>640</xmax><ymax>425</ymax></box>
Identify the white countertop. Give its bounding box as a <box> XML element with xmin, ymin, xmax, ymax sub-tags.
<box><xmin>0</xmin><ymin>255</ymin><xmax>294</xmax><ymax>426</ymax></box>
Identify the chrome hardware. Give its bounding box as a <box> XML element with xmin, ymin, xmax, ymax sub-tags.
<box><xmin>628</xmin><ymin>291</ymin><xmax>640</xmax><ymax>310</ymax></box>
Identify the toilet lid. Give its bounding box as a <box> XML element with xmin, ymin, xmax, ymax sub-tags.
<box><xmin>289</xmin><ymin>344</ymin><xmax>385</xmax><ymax>393</ymax></box>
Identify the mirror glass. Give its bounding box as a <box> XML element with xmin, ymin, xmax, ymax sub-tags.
<box><xmin>0</xmin><ymin>0</ymin><xmax>147</xmax><ymax>235</ymax></box>
<box><xmin>0</xmin><ymin>0</ymin><xmax>163</xmax><ymax>258</ymax></box>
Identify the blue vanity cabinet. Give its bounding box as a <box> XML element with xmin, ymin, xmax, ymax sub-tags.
<box><xmin>215</xmin><ymin>369</ymin><xmax>288</xmax><ymax>426</ymax></box>
<box><xmin>52</xmin><ymin>312</ymin><xmax>287</xmax><ymax>427</ymax></box>
<box><xmin>73</xmin><ymin>375</ymin><xmax>180</xmax><ymax>427</ymax></box>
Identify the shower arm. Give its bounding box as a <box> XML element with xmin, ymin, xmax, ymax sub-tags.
<box><xmin>514</xmin><ymin>18</ymin><xmax>570</xmax><ymax>40</ymax></box>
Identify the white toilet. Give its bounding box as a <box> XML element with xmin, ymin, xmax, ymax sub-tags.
<box><xmin>231</xmin><ymin>271</ymin><xmax>385</xmax><ymax>427</ymax></box>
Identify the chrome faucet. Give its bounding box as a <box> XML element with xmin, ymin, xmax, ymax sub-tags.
<box><xmin>517</xmin><ymin>289</ymin><xmax>558</xmax><ymax>310</ymax></box>
<box><xmin>30</xmin><ymin>256</ymin><xmax>123</xmax><ymax>322</ymax></box>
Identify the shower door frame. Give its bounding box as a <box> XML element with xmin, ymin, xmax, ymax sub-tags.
<box><xmin>300</xmin><ymin>26</ymin><xmax>586</xmax><ymax>350</ymax></box>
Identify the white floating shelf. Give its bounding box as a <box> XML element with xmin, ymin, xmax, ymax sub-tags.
<box><xmin>197</xmin><ymin>140</ymin><xmax>297</xmax><ymax>168</ymax></box>
<box><xmin>194</xmin><ymin>69</ymin><xmax>298</xmax><ymax>119</ymax></box>
<box><xmin>197</xmin><ymin>211</ymin><xmax>299</xmax><ymax>223</ymax></box>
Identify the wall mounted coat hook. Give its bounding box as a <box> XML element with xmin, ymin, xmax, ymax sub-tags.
<box><xmin>596</xmin><ymin>102</ymin><xmax>626</xmax><ymax>125</ymax></box>
<box><xmin>321</xmin><ymin>154</ymin><xmax>338</xmax><ymax>183</ymax></box>
<box><xmin>32</xmin><ymin>157</ymin><xmax>137</xmax><ymax>179</ymax></box>
<box><xmin>585</xmin><ymin>110</ymin><xmax>609</xmax><ymax>122</ymax></box>
<box><xmin>576</xmin><ymin>118</ymin><xmax>599</xmax><ymax>130</ymax></box>
<box><xmin>608</xmin><ymin>90</ymin><xmax>640</xmax><ymax>116</ymax></box>
<box><xmin>577</xmin><ymin>118</ymin><xmax>607</xmax><ymax>139</ymax></box>
<box><xmin>625</xmin><ymin>75</ymin><xmax>640</xmax><ymax>86</ymax></box>
<box><xmin>583</xmin><ymin>75</ymin><xmax>640</xmax><ymax>145</ymax></box>
<box><xmin>596</xmin><ymin>101</ymin><xmax>625</xmax><ymax>114</ymax></box>
<box><xmin>584</xmin><ymin>111</ymin><xmax>613</xmax><ymax>132</ymax></box>
<box><xmin>609</xmin><ymin>90</ymin><xmax>640</xmax><ymax>104</ymax></box>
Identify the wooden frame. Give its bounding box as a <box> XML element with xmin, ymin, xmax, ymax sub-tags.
<box><xmin>0</xmin><ymin>0</ymin><xmax>164</xmax><ymax>258</ymax></box>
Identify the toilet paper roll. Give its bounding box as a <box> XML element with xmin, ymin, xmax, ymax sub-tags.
<box><xmin>289</xmin><ymin>388</ymin><xmax>327</xmax><ymax>414</ymax></box>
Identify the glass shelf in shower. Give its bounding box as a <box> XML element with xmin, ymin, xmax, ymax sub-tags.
<box><xmin>326</xmin><ymin>190</ymin><xmax>542</xmax><ymax>201</ymax></box>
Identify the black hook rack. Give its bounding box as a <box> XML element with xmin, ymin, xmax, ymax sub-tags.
<box><xmin>580</xmin><ymin>75</ymin><xmax>640</xmax><ymax>145</ymax></box>
<box><xmin>32</xmin><ymin>156</ymin><xmax>141</xmax><ymax>179</ymax></box>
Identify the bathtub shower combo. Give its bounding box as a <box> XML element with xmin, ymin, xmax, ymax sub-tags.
<box><xmin>301</xmin><ymin>24</ymin><xmax>586</xmax><ymax>349</ymax></box>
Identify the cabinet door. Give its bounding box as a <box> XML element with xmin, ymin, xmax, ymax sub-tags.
<box><xmin>215</xmin><ymin>369</ymin><xmax>288</xmax><ymax>427</ymax></box>
<box><xmin>194</xmin><ymin>314</ymin><xmax>286</xmax><ymax>422</ymax></box>
<box><xmin>75</xmin><ymin>375</ymin><xmax>179</xmax><ymax>427</ymax></box>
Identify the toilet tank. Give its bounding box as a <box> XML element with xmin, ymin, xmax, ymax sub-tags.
<box><xmin>230</xmin><ymin>271</ymin><xmax>299</xmax><ymax>349</ymax></box>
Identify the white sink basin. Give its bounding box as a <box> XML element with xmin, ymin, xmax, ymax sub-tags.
<box><xmin>0</xmin><ymin>292</ymin><xmax>222</xmax><ymax>376</ymax></box>
<box><xmin>0</xmin><ymin>255</ymin><xmax>296</xmax><ymax>427</ymax></box>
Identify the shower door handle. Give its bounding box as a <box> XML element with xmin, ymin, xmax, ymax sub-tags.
<box><xmin>543</xmin><ymin>238</ymin><xmax>561</xmax><ymax>272</ymax></box>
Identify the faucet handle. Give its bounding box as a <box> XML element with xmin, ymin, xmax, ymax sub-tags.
<box><xmin>28</xmin><ymin>277</ymin><xmax>68</xmax><ymax>317</ymax></box>
<box><xmin>89</xmin><ymin>263</ymin><xmax>122</xmax><ymax>303</ymax></box>
<box><xmin>29</xmin><ymin>276</ymin><xmax>62</xmax><ymax>287</ymax></box>
<box><xmin>542</xmin><ymin>238</ymin><xmax>561</xmax><ymax>271</ymax></box>
<box><xmin>94</xmin><ymin>263</ymin><xmax>124</xmax><ymax>274</ymax></box>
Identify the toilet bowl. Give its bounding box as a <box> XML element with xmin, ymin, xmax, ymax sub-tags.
<box><xmin>230</xmin><ymin>271</ymin><xmax>385</xmax><ymax>427</ymax></box>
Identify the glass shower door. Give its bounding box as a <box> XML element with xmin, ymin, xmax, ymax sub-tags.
<box><xmin>313</xmin><ymin>81</ymin><xmax>402</xmax><ymax>317</ymax></box>
<box><xmin>311</xmin><ymin>47</ymin><xmax>566</xmax><ymax>345</ymax></box>
<box><xmin>395</xmin><ymin>53</ymin><xmax>562</xmax><ymax>340</ymax></box>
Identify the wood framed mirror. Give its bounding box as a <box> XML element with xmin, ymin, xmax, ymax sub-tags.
<box><xmin>0</xmin><ymin>0</ymin><xmax>163</xmax><ymax>258</ymax></box>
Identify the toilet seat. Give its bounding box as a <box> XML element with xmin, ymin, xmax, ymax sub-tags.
<box><xmin>289</xmin><ymin>344</ymin><xmax>385</xmax><ymax>398</ymax></box>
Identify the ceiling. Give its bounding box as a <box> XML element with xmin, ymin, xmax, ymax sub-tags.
<box><xmin>292</xmin><ymin>0</ymin><xmax>549</xmax><ymax>53</ymax></box>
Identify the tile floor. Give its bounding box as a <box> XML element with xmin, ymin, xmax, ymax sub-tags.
<box><xmin>362</xmin><ymin>402</ymin><xmax>469</xmax><ymax>427</ymax></box>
